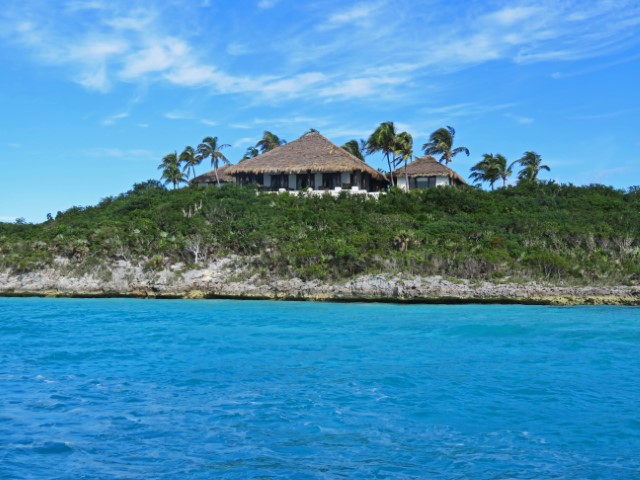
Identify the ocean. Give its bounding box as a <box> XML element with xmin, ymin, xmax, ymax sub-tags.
<box><xmin>1</xmin><ymin>298</ymin><xmax>639</xmax><ymax>479</ymax></box>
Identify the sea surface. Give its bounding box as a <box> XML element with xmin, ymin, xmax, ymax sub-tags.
<box><xmin>0</xmin><ymin>298</ymin><xmax>639</xmax><ymax>479</ymax></box>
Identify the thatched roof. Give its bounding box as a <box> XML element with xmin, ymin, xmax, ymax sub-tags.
<box><xmin>392</xmin><ymin>156</ymin><xmax>467</xmax><ymax>185</ymax></box>
<box><xmin>190</xmin><ymin>164</ymin><xmax>234</xmax><ymax>184</ymax></box>
<box><xmin>225</xmin><ymin>131</ymin><xmax>387</xmax><ymax>182</ymax></box>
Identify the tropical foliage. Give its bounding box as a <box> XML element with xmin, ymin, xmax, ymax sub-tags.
<box><xmin>2</xmin><ymin>183</ymin><xmax>639</xmax><ymax>285</ymax></box>
<box><xmin>179</xmin><ymin>146</ymin><xmax>201</xmax><ymax>179</ymax></box>
<box><xmin>341</xmin><ymin>139</ymin><xmax>366</xmax><ymax>161</ymax></box>
<box><xmin>158</xmin><ymin>152</ymin><xmax>187</xmax><ymax>189</ymax></box>
<box><xmin>470</xmin><ymin>154</ymin><xmax>515</xmax><ymax>189</ymax></box>
<box><xmin>197</xmin><ymin>136</ymin><xmax>230</xmax><ymax>186</ymax></box>
<box><xmin>365</xmin><ymin>122</ymin><xmax>413</xmax><ymax>185</ymax></box>
<box><xmin>256</xmin><ymin>131</ymin><xmax>286</xmax><ymax>154</ymax></box>
<box><xmin>423</xmin><ymin>126</ymin><xmax>470</xmax><ymax>164</ymax></box>
<box><xmin>517</xmin><ymin>151</ymin><xmax>550</xmax><ymax>183</ymax></box>
<box><xmin>241</xmin><ymin>146</ymin><xmax>259</xmax><ymax>160</ymax></box>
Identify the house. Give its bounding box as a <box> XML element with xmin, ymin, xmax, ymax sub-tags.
<box><xmin>190</xmin><ymin>164</ymin><xmax>234</xmax><ymax>186</ymax></box>
<box><xmin>393</xmin><ymin>155</ymin><xmax>467</xmax><ymax>189</ymax></box>
<box><xmin>225</xmin><ymin>131</ymin><xmax>388</xmax><ymax>192</ymax></box>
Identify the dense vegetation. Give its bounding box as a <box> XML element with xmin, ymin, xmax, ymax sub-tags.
<box><xmin>1</xmin><ymin>182</ymin><xmax>639</xmax><ymax>285</ymax></box>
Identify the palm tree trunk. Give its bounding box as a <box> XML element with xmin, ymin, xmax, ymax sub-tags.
<box><xmin>214</xmin><ymin>160</ymin><xmax>220</xmax><ymax>186</ymax></box>
<box><xmin>386</xmin><ymin>152</ymin><xmax>394</xmax><ymax>186</ymax></box>
<box><xmin>405</xmin><ymin>158</ymin><xmax>409</xmax><ymax>192</ymax></box>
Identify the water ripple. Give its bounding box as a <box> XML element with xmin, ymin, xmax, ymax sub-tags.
<box><xmin>1</xmin><ymin>299</ymin><xmax>639</xmax><ymax>479</ymax></box>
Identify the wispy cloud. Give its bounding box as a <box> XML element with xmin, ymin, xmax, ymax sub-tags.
<box><xmin>505</xmin><ymin>113</ymin><xmax>534</xmax><ymax>125</ymax></box>
<box><xmin>2</xmin><ymin>0</ymin><xmax>640</xmax><ymax>103</ymax></box>
<box><xmin>318</xmin><ymin>2</ymin><xmax>383</xmax><ymax>31</ymax></box>
<box><xmin>233</xmin><ymin>136</ymin><xmax>256</xmax><ymax>147</ymax></box>
<box><xmin>102</xmin><ymin>112</ymin><xmax>129</xmax><ymax>125</ymax></box>
<box><xmin>164</xmin><ymin>111</ymin><xmax>193</xmax><ymax>120</ymax></box>
<box><xmin>257</xmin><ymin>0</ymin><xmax>279</xmax><ymax>9</ymax></box>
<box><xmin>420</xmin><ymin>103</ymin><xmax>517</xmax><ymax>118</ymax></box>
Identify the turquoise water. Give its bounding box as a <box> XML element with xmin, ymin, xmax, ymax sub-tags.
<box><xmin>1</xmin><ymin>299</ymin><xmax>639</xmax><ymax>479</ymax></box>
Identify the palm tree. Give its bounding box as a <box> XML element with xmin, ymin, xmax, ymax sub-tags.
<box><xmin>422</xmin><ymin>126</ymin><xmax>469</xmax><ymax>165</ymax></box>
<box><xmin>158</xmin><ymin>152</ymin><xmax>187</xmax><ymax>189</ymax></box>
<box><xmin>197</xmin><ymin>136</ymin><xmax>230</xmax><ymax>186</ymax></box>
<box><xmin>241</xmin><ymin>146</ymin><xmax>260</xmax><ymax>161</ymax></box>
<box><xmin>394</xmin><ymin>131</ymin><xmax>413</xmax><ymax>191</ymax></box>
<box><xmin>341</xmin><ymin>139</ymin><xmax>366</xmax><ymax>161</ymax></box>
<box><xmin>179</xmin><ymin>146</ymin><xmax>201</xmax><ymax>180</ymax></box>
<box><xmin>469</xmin><ymin>153</ymin><xmax>514</xmax><ymax>190</ymax></box>
<box><xmin>256</xmin><ymin>131</ymin><xmax>286</xmax><ymax>154</ymax></box>
<box><xmin>516</xmin><ymin>151</ymin><xmax>550</xmax><ymax>183</ymax></box>
<box><xmin>493</xmin><ymin>154</ymin><xmax>515</xmax><ymax>188</ymax></box>
<box><xmin>366</xmin><ymin>121</ymin><xmax>400</xmax><ymax>184</ymax></box>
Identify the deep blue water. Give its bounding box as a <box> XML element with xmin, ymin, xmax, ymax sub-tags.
<box><xmin>0</xmin><ymin>299</ymin><xmax>639</xmax><ymax>479</ymax></box>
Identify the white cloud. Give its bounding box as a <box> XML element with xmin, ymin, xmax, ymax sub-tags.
<box><xmin>120</xmin><ymin>37</ymin><xmax>188</xmax><ymax>79</ymax></box>
<box><xmin>102</xmin><ymin>112</ymin><xmax>129</xmax><ymax>125</ymax></box>
<box><xmin>3</xmin><ymin>0</ymin><xmax>640</xmax><ymax>103</ymax></box>
<box><xmin>164</xmin><ymin>112</ymin><xmax>192</xmax><ymax>120</ymax></box>
<box><xmin>257</xmin><ymin>0</ymin><xmax>279</xmax><ymax>9</ymax></box>
<box><xmin>505</xmin><ymin>113</ymin><xmax>534</xmax><ymax>125</ymax></box>
<box><xmin>234</xmin><ymin>137</ymin><xmax>256</xmax><ymax>147</ymax></box>
<box><xmin>201</xmin><ymin>119</ymin><xmax>218</xmax><ymax>126</ymax></box>
<box><xmin>485</xmin><ymin>6</ymin><xmax>543</xmax><ymax>26</ymax></box>
<box><xmin>319</xmin><ymin>3</ymin><xmax>383</xmax><ymax>31</ymax></box>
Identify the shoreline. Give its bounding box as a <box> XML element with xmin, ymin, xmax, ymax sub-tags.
<box><xmin>1</xmin><ymin>261</ymin><xmax>639</xmax><ymax>305</ymax></box>
<box><xmin>1</xmin><ymin>291</ymin><xmax>639</xmax><ymax>306</ymax></box>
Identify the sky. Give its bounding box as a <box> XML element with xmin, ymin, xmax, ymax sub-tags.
<box><xmin>1</xmin><ymin>0</ymin><xmax>640</xmax><ymax>222</ymax></box>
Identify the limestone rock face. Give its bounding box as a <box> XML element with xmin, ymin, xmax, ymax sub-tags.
<box><xmin>1</xmin><ymin>260</ymin><xmax>639</xmax><ymax>305</ymax></box>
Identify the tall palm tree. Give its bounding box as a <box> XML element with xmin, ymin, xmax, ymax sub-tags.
<box><xmin>394</xmin><ymin>131</ymin><xmax>413</xmax><ymax>191</ymax></box>
<box><xmin>197</xmin><ymin>136</ymin><xmax>230</xmax><ymax>186</ymax></box>
<box><xmin>179</xmin><ymin>146</ymin><xmax>201</xmax><ymax>180</ymax></box>
<box><xmin>158</xmin><ymin>152</ymin><xmax>187</xmax><ymax>190</ymax></box>
<box><xmin>256</xmin><ymin>131</ymin><xmax>286</xmax><ymax>154</ymax></box>
<box><xmin>516</xmin><ymin>151</ymin><xmax>550</xmax><ymax>183</ymax></box>
<box><xmin>241</xmin><ymin>146</ymin><xmax>260</xmax><ymax>161</ymax></box>
<box><xmin>341</xmin><ymin>139</ymin><xmax>366</xmax><ymax>161</ymax></box>
<box><xmin>493</xmin><ymin>154</ymin><xmax>516</xmax><ymax>188</ymax></box>
<box><xmin>422</xmin><ymin>126</ymin><xmax>469</xmax><ymax>165</ymax></box>
<box><xmin>366</xmin><ymin>121</ymin><xmax>400</xmax><ymax>184</ymax></box>
<box><xmin>469</xmin><ymin>153</ymin><xmax>514</xmax><ymax>190</ymax></box>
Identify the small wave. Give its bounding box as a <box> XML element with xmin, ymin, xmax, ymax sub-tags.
<box><xmin>33</xmin><ymin>442</ymin><xmax>73</xmax><ymax>455</ymax></box>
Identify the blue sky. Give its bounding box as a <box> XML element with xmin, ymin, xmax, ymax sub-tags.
<box><xmin>1</xmin><ymin>0</ymin><xmax>639</xmax><ymax>222</ymax></box>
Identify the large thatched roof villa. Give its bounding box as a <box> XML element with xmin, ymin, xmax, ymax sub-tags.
<box><xmin>190</xmin><ymin>164</ymin><xmax>234</xmax><ymax>186</ymax></box>
<box><xmin>393</xmin><ymin>155</ymin><xmax>467</xmax><ymax>189</ymax></box>
<box><xmin>225</xmin><ymin>131</ymin><xmax>388</xmax><ymax>192</ymax></box>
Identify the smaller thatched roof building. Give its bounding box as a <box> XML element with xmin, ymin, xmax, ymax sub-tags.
<box><xmin>190</xmin><ymin>165</ymin><xmax>234</xmax><ymax>185</ymax></box>
<box><xmin>393</xmin><ymin>156</ymin><xmax>467</xmax><ymax>189</ymax></box>
<box><xmin>226</xmin><ymin>131</ymin><xmax>388</xmax><ymax>191</ymax></box>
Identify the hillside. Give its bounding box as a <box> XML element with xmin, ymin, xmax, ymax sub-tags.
<box><xmin>2</xmin><ymin>182</ymin><xmax>640</xmax><ymax>288</ymax></box>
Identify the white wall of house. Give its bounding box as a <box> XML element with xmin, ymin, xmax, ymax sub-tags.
<box><xmin>398</xmin><ymin>175</ymin><xmax>454</xmax><ymax>190</ymax></box>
